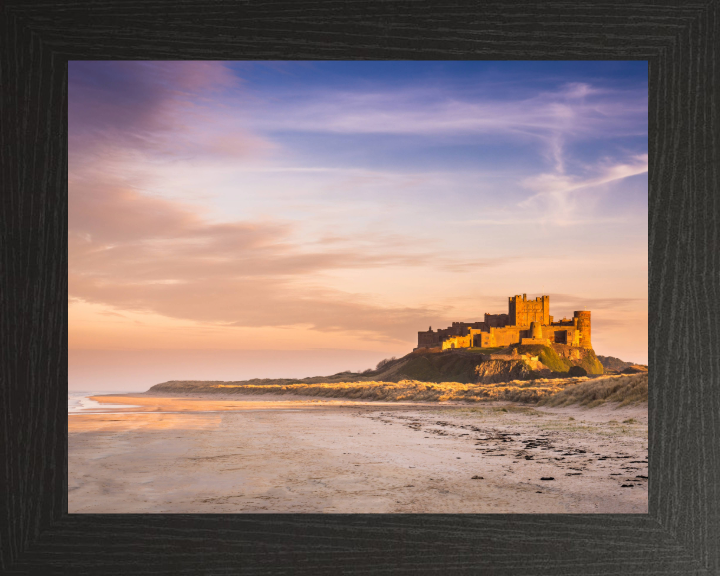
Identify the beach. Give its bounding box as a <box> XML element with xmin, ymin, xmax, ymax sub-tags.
<box><xmin>68</xmin><ymin>393</ymin><xmax>648</xmax><ymax>513</ymax></box>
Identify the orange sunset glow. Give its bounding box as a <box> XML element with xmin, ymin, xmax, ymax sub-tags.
<box><xmin>69</xmin><ymin>61</ymin><xmax>648</xmax><ymax>391</ymax></box>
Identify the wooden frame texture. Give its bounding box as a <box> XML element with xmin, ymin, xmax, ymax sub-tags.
<box><xmin>1</xmin><ymin>2</ymin><xmax>718</xmax><ymax>574</ymax></box>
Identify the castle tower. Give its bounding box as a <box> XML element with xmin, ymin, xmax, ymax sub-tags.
<box><xmin>541</xmin><ymin>295</ymin><xmax>550</xmax><ymax>325</ymax></box>
<box><xmin>508</xmin><ymin>295</ymin><xmax>520</xmax><ymax>326</ymax></box>
<box><xmin>574</xmin><ymin>311</ymin><xmax>592</xmax><ymax>348</ymax></box>
<box><xmin>530</xmin><ymin>321</ymin><xmax>542</xmax><ymax>339</ymax></box>
<box><xmin>508</xmin><ymin>294</ymin><xmax>550</xmax><ymax>327</ymax></box>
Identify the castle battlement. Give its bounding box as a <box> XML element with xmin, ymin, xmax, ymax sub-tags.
<box><xmin>416</xmin><ymin>294</ymin><xmax>592</xmax><ymax>351</ymax></box>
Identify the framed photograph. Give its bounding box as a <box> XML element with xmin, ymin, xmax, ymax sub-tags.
<box><xmin>3</xmin><ymin>2</ymin><xmax>718</xmax><ymax>574</ymax></box>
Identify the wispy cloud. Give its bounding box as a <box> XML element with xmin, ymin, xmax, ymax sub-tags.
<box><xmin>69</xmin><ymin>61</ymin><xmax>272</xmax><ymax>164</ymax></box>
<box><xmin>232</xmin><ymin>77</ymin><xmax>647</xmax><ymax>229</ymax></box>
<box><xmin>521</xmin><ymin>154</ymin><xmax>649</xmax><ymax>198</ymax></box>
<box><xmin>511</xmin><ymin>153</ymin><xmax>649</xmax><ymax>224</ymax></box>
<box><xmin>69</xmin><ymin>170</ymin><xmax>503</xmax><ymax>340</ymax></box>
<box><xmin>547</xmin><ymin>293</ymin><xmax>647</xmax><ymax>313</ymax></box>
<box><xmin>245</xmin><ymin>82</ymin><xmax>647</xmax><ymax>141</ymax></box>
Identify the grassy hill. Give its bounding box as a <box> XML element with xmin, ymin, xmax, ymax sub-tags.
<box><xmin>510</xmin><ymin>344</ymin><xmax>604</xmax><ymax>375</ymax></box>
<box><xmin>148</xmin><ymin>345</ymin><xmax>608</xmax><ymax>396</ymax></box>
<box><xmin>597</xmin><ymin>355</ymin><xmax>642</xmax><ymax>372</ymax></box>
<box><xmin>512</xmin><ymin>344</ymin><xmax>570</xmax><ymax>372</ymax></box>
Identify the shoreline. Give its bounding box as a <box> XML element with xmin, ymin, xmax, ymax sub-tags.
<box><xmin>69</xmin><ymin>393</ymin><xmax>647</xmax><ymax>513</ymax></box>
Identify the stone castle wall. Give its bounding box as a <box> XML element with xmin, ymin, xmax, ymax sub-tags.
<box><xmin>417</xmin><ymin>294</ymin><xmax>593</xmax><ymax>351</ymax></box>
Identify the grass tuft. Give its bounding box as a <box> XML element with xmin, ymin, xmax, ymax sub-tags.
<box><xmin>536</xmin><ymin>373</ymin><xmax>648</xmax><ymax>408</ymax></box>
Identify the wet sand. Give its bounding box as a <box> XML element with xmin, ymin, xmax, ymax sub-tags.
<box><xmin>69</xmin><ymin>394</ymin><xmax>648</xmax><ymax>513</ymax></box>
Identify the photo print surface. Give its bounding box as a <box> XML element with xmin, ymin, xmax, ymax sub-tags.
<box><xmin>69</xmin><ymin>61</ymin><xmax>648</xmax><ymax>513</ymax></box>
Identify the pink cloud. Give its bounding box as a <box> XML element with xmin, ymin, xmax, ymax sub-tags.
<box><xmin>69</xmin><ymin>61</ymin><xmax>268</xmax><ymax>163</ymax></box>
<box><xmin>201</xmin><ymin>132</ymin><xmax>276</xmax><ymax>159</ymax></box>
<box><xmin>68</xmin><ymin>168</ymin><xmax>468</xmax><ymax>341</ymax></box>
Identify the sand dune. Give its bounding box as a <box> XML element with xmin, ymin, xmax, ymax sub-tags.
<box><xmin>147</xmin><ymin>373</ymin><xmax>647</xmax><ymax>405</ymax></box>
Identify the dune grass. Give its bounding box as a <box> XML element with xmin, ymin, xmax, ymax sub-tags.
<box><xmin>152</xmin><ymin>373</ymin><xmax>647</xmax><ymax>408</ymax></box>
<box><xmin>211</xmin><ymin>376</ymin><xmax>588</xmax><ymax>404</ymax></box>
<box><xmin>536</xmin><ymin>373</ymin><xmax>648</xmax><ymax>408</ymax></box>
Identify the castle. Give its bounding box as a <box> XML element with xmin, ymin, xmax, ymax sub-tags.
<box><xmin>416</xmin><ymin>294</ymin><xmax>592</xmax><ymax>351</ymax></box>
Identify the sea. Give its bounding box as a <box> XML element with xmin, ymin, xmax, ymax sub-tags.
<box><xmin>68</xmin><ymin>391</ymin><xmax>141</xmax><ymax>414</ymax></box>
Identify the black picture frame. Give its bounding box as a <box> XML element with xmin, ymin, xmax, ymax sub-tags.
<box><xmin>2</xmin><ymin>2</ymin><xmax>718</xmax><ymax>574</ymax></box>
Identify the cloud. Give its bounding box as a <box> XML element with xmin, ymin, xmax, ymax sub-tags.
<box><xmin>438</xmin><ymin>257</ymin><xmax>521</xmax><ymax>273</ymax></box>
<box><xmin>98</xmin><ymin>311</ymin><xmax>129</xmax><ymax>319</ymax></box>
<box><xmin>245</xmin><ymin>82</ymin><xmax>647</xmax><ymax>142</ymax></box>
<box><xmin>521</xmin><ymin>154</ymin><xmax>649</xmax><ymax>197</ymax></box>
<box><xmin>459</xmin><ymin>151</ymin><xmax>647</xmax><ymax>228</ymax></box>
<box><xmin>68</xmin><ymin>169</ymin><xmax>480</xmax><ymax>341</ymax></box>
<box><xmin>69</xmin><ymin>270</ymin><xmax>451</xmax><ymax>342</ymax></box>
<box><xmin>69</xmin><ymin>178</ymin><xmax>443</xmax><ymax>279</ymax></box>
<box><xmin>512</xmin><ymin>153</ymin><xmax>648</xmax><ymax>225</ymax></box>
<box><xmin>547</xmin><ymin>293</ymin><xmax>646</xmax><ymax>313</ymax></box>
<box><xmin>69</xmin><ymin>61</ymin><xmax>270</xmax><ymax>163</ymax></box>
<box><xmin>237</xmin><ymin>78</ymin><xmax>646</xmax><ymax>232</ymax></box>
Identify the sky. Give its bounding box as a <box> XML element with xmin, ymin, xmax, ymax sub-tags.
<box><xmin>68</xmin><ymin>61</ymin><xmax>648</xmax><ymax>391</ymax></box>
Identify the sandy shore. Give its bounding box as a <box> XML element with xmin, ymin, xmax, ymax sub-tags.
<box><xmin>69</xmin><ymin>394</ymin><xmax>648</xmax><ymax>513</ymax></box>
